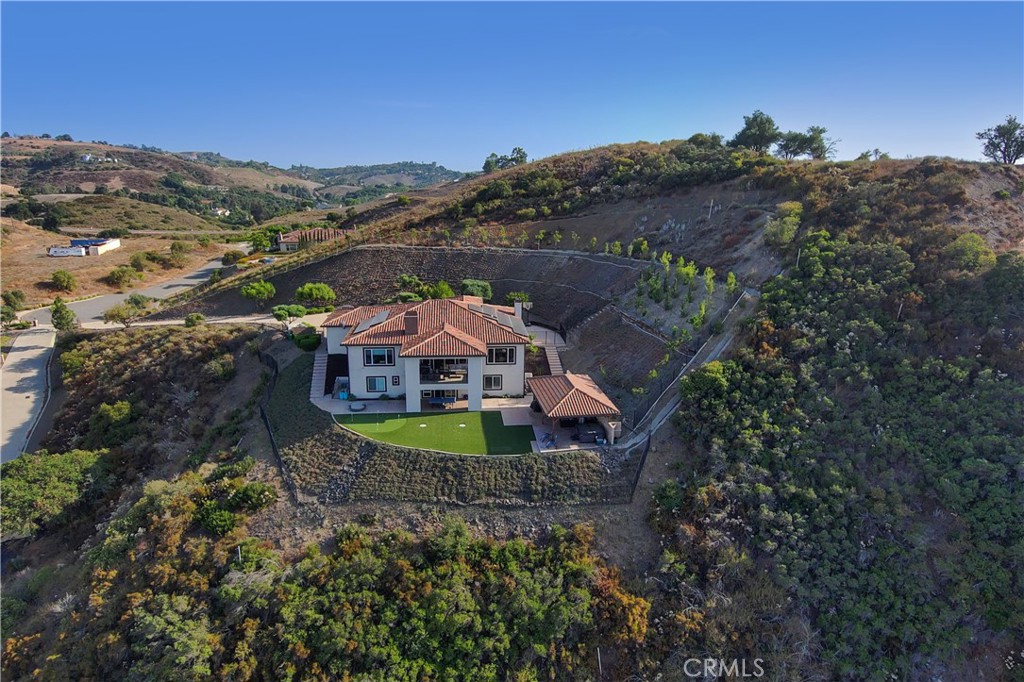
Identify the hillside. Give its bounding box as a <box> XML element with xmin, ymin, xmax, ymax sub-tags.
<box><xmin>288</xmin><ymin>160</ymin><xmax>463</xmax><ymax>188</ymax></box>
<box><xmin>1</xmin><ymin>138</ymin><xmax>466</xmax><ymax>226</ymax></box>
<box><xmin>0</xmin><ymin>218</ymin><xmax>230</xmax><ymax>306</ymax></box>
<box><xmin>2</xmin><ymin>137</ymin><xmax>1023</xmax><ymax>681</ymax></box>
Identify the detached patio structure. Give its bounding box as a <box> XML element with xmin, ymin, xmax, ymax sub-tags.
<box><xmin>527</xmin><ymin>372</ymin><xmax>623</xmax><ymax>445</ymax></box>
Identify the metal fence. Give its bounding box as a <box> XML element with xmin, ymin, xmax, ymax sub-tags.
<box><xmin>255</xmin><ymin>351</ymin><xmax>301</xmax><ymax>505</ymax></box>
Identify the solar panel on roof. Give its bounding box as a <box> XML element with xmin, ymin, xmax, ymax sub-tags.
<box><xmin>353</xmin><ymin>309</ymin><xmax>390</xmax><ymax>334</ymax></box>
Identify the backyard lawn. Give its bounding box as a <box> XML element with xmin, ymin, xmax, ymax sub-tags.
<box><xmin>334</xmin><ymin>411</ymin><xmax>535</xmax><ymax>455</ymax></box>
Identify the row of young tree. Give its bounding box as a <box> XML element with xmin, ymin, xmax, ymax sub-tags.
<box><xmin>654</xmin><ymin>145</ymin><xmax>1024</xmax><ymax>678</ymax></box>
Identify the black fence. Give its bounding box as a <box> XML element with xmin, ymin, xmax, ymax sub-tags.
<box><xmin>255</xmin><ymin>351</ymin><xmax>301</xmax><ymax>505</ymax></box>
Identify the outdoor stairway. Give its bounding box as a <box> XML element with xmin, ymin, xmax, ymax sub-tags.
<box><xmin>544</xmin><ymin>346</ymin><xmax>564</xmax><ymax>375</ymax></box>
<box><xmin>310</xmin><ymin>349</ymin><xmax>328</xmax><ymax>399</ymax></box>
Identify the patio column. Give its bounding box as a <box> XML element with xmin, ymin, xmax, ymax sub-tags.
<box><xmin>404</xmin><ymin>359</ymin><xmax>420</xmax><ymax>413</ymax></box>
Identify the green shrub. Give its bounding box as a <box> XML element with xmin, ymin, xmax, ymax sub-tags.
<box><xmin>85</xmin><ymin>401</ymin><xmax>135</xmax><ymax>448</ymax></box>
<box><xmin>221</xmin><ymin>250</ymin><xmax>246</xmax><ymax>266</ymax></box>
<box><xmin>0</xmin><ymin>449</ymin><xmax>109</xmax><ymax>540</ymax></box>
<box><xmin>227</xmin><ymin>482</ymin><xmax>278</xmax><ymax>512</ymax></box>
<box><xmin>194</xmin><ymin>501</ymin><xmax>237</xmax><ymax>535</ymax></box>
<box><xmin>184</xmin><ymin>313</ymin><xmax>206</xmax><ymax>327</ymax></box>
<box><xmin>460</xmin><ymin>279</ymin><xmax>492</xmax><ymax>300</ymax></box>
<box><xmin>51</xmin><ymin>270</ymin><xmax>77</xmax><ymax>293</ymax></box>
<box><xmin>294</xmin><ymin>333</ymin><xmax>322</xmax><ymax>352</ymax></box>
<box><xmin>208</xmin><ymin>456</ymin><xmax>256</xmax><ymax>482</ymax></box>
<box><xmin>515</xmin><ymin>208</ymin><xmax>537</xmax><ymax>220</ymax></box>
<box><xmin>202</xmin><ymin>354</ymin><xmax>236</xmax><ymax>381</ymax></box>
<box><xmin>106</xmin><ymin>266</ymin><xmax>141</xmax><ymax>288</ymax></box>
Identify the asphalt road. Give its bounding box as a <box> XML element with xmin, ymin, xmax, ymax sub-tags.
<box><xmin>23</xmin><ymin>247</ymin><xmax>246</xmax><ymax>325</ymax></box>
<box><xmin>1</xmin><ymin>326</ymin><xmax>56</xmax><ymax>461</ymax></box>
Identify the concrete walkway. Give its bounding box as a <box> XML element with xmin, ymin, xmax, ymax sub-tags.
<box><xmin>1</xmin><ymin>325</ymin><xmax>56</xmax><ymax>462</ymax></box>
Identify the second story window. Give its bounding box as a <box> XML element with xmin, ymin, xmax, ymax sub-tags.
<box><xmin>487</xmin><ymin>347</ymin><xmax>516</xmax><ymax>364</ymax></box>
<box><xmin>364</xmin><ymin>347</ymin><xmax>395</xmax><ymax>366</ymax></box>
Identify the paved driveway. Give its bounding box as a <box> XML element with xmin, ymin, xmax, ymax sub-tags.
<box><xmin>1</xmin><ymin>326</ymin><xmax>56</xmax><ymax>461</ymax></box>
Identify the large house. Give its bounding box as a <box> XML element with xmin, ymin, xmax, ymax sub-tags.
<box><xmin>322</xmin><ymin>296</ymin><xmax>530</xmax><ymax>412</ymax></box>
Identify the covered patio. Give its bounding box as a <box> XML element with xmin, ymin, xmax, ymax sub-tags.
<box><xmin>526</xmin><ymin>373</ymin><xmax>623</xmax><ymax>447</ymax></box>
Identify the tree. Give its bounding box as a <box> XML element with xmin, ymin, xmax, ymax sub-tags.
<box><xmin>42</xmin><ymin>214</ymin><xmax>61</xmax><ymax>232</ymax></box>
<box><xmin>102</xmin><ymin>302</ymin><xmax>145</xmax><ymax>328</ymax></box>
<box><xmin>221</xmin><ymin>250</ymin><xmax>246</xmax><ymax>266</ymax></box>
<box><xmin>505</xmin><ymin>291</ymin><xmax>530</xmax><ymax>305</ymax></box>
<box><xmin>726</xmin><ymin>271</ymin><xmax>739</xmax><ymax>296</ymax></box>
<box><xmin>184</xmin><ymin>313</ymin><xmax>206</xmax><ymax>328</ymax></box>
<box><xmin>703</xmin><ymin>267</ymin><xmax>716</xmax><ymax>296</ymax></box>
<box><xmin>241</xmin><ymin>280</ymin><xmax>276</xmax><ymax>309</ymax></box>
<box><xmin>687</xmin><ymin>132</ymin><xmax>724</xmax><ymax>148</ymax></box>
<box><xmin>482</xmin><ymin>153</ymin><xmax>500</xmax><ymax>174</ymax></box>
<box><xmin>728</xmin><ymin>110</ymin><xmax>781</xmax><ymax>153</ymax></box>
<box><xmin>294</xmin><ymin>282</ymin><xmax>336</xmax><ymax>307</ymax></box>
<box><xmin>51</xmin><ymin>270</ymin><xmax>76</xmax><ymax>293</ymax></box>
<box><xmin>460</xmin><ymin>279</ymin><xmax>493</xmax><ymax>300</ymax></box>
<box><xmin>272</xmin><ymin>304</ymin><xmax>307</xmax><ymax>329</ymax></box>
<box><xmin>0</xmin><ymin>132</ymin><xmax>9</xmax><ymax>139</ymax></box>
<box><xmin>805</xmin><ymin>126</ymin><xmax>838</xmax><ymax>160</ymax></box>
<box><xmin>106</xmin><ymin>266</ymin><xmax>141</xmax><ymax>289</ymax></box>
<box><xmin>482</xmin><ymin>148</ymin><xmax>528</xmax><ymax>173</ymax></box>
<box><xmin>857</xmin><ymin>149</ymin><xmax>890</xmax><ymax>161</ymax></box>
<box><xmin>944</xmin><ymin>233</ymin><xmax>996</xmax><ymax>271</ymax></box>
<box><xmin>55</xmin><ymin>134</ymin><xmax>73</xmax><ymax>141</ymax></box>
<box><xmin>427</xmin><ymin>280</ymin><xmax>456</xmax><ymax>299</ymax></box>
<box><xmin>1</xmin><ymin>305</ymin><xmax>16</xmax><ymax>330</ymax></box>
<box><xmin>50</xmin><ymin>297</ymin><xmax>76</xmax><ymax>331</ymax></box>
<box><xmin>775</xmin><ymin>131</ymin><xmax>812</xmax><ymax>159</ymax></box>
<box><xmin>2</xmin><ymin>290</ymin><xmax>26</xmax><ymax>310</ymax></box>
<box><xmin>976</xmin><ymin>115</ymin><xmax>1024</xmax><ymax>164</ymax></box>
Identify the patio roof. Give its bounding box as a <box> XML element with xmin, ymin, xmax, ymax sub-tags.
<box><xmin>527</xmin><ymin>372</ymin><xmax>621</xmax><ymax>419</ymax></box>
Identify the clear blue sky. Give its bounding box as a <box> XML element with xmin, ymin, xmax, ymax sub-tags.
<box><xmin>2</xmin><ymin>2</ymin><xmax>1021</xmax><ymax>171</ymax></box>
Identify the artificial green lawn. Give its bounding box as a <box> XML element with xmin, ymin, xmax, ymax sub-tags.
<box><xmin>333</xmin><ymin>411</ymin><xmax>535</xmax><ymax>455</ymax></box>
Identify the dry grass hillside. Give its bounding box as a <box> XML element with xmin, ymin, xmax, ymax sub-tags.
<box><xmin>0</xmin><ymin>218</ymin><xmax>229</xmax><ymax>306</ymax></box>
<box><xmin>1</xmin><ymin>137</ymin><xmax>319</xmax><ymax>197</ymax></box>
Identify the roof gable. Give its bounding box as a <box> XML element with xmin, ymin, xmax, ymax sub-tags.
<box><xmin>324</xmin><ymin>297</ymin><xmax>529</xmax><ymax>353</ymax></box>
<box><xmin>527</xmin><ymin>373</ymin><xmax>621</xmax><ymax>418</ymax></box>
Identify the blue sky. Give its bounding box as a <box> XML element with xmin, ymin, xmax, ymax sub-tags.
<box><xmin>2</xmin><ymin>2</ymin><xmax>1021</xmax><ymax>171</ymax></box>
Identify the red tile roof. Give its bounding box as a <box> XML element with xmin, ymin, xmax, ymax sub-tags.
<box><xmin>278</xmin><ymin>227</ymin><xmax>347</xmax><ymax>244</ymax></box>
<box><xmin>322</xmin><ymin>297</ymin><xmax>528</xmax><ymax>357</ymax></box>
<box><xmin>528</xmin><ymin>373</ymin><xmax>621</xmax><ymax>418</ymax></box>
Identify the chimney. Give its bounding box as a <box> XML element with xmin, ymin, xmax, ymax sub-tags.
<box><xmin>404</xmin><ymin>310</ymin><xmax>419</xmax><ymax>336</ymax></box>
<box><xmin>513</xmin><ymin>301</ymin><xmax>523</xmax><ymax>318</ymax></box>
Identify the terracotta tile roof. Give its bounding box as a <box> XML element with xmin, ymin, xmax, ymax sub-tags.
<box><xmin>401</xmin><ymin>324</ymin><xmax>487</xmax><ymax>357</ymax></box>
<box><xmin>278</xmin><ymin>227</ymin><xmax>347</xmax><ymax>244</ymax></box>
<box><xmin>322</xmin><ymin>297</ymin><xmax>529</xmax><ymax>356</ymax></box>
<box><xmin>528</xmin><ymin>373</ymin><xmax>621</xmax><ymax>418</ymax></box>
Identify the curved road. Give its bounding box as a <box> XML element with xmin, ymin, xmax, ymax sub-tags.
<box><xmin>3</xmin><ymin>249</ymin><xmax>248</xmax><ymax>460</ymax></box>
<box><xmin>22</xmin><ymin>250</ymin><xmax>243</xmax><ymax>325</ymax></box>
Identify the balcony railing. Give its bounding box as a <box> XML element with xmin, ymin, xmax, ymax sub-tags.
<box><xmin>419</xmin><ymin>370</ymin><xmax>468</xmax><ymax>384</ymax></box>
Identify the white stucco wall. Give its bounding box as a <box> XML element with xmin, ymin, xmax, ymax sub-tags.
<box><xmin>324</xmin><ymin>327</ymin><xmax>350</xmax><ymax>355</ymax></box>
<box><xmin>481</xmin><ymin>344</ymin><xmax>525</xmax><ymax>397</ymax></box>
<box><xmin>348</xmin><ymin>345</ymin><xmax>405</xmax><ymax>399</ymax></box>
